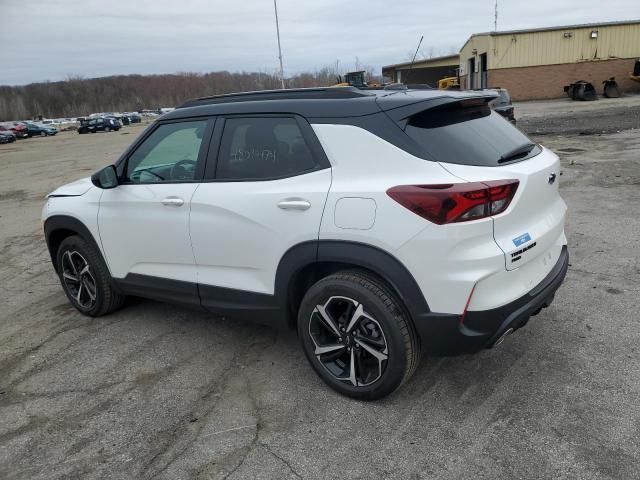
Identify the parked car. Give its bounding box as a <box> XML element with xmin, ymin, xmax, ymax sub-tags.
<box><xmin>78</xmin><ymin>117</ymin><xmax>121</xmax><ymax>134</ymax></box>
<box><xmin>486</xmin><ymin>88</ymin><xmax>516</xmax><ymax>124</ymax></box>
<box><xmin>1</xmin><ymin>123</ymin><xmax>28</xmax><ymax>139</ymax></box>
<box><xmin>0</xmin><ymin>125</ymin><xmax>22</xmax><ymax>140</ymax></box>
<box><xmin>129</xmin><ymin>114</ymin><xmax>142</xmax><ymax>124</ymax></box>
<box><xmin>0</xmin><ymin>130</ymin><xmax>16</xmax><ymax>143</ymax></box>
<box><xmin>21</xmin><ymin>122</ymin><xmax>57</xmax><ymax>137</ymax></box>
<box><xmin>110</xmin><ymin>115</ymin><xmax>130</xmax><ymax>126</ymax></box>
<box><xmin>43</xmin><ymin>87</ymin><xmax>568</xmax><ymax>400</ymax></box>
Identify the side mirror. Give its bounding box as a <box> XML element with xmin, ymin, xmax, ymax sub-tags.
<box><xmin>91</xmin><ymin>165</ymin><xmax>119</xmax><ymax>189</ymax></box>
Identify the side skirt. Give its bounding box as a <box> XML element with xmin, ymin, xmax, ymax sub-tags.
<box><xmin>114</xmin><ymin>274</ymin><xmax>201</xmax><ymax>310</ymax></box>
<box><xmin>114</xmin><ymin>274</ymin><xmax>286</xmax><ymax>327</ymax></box>
<box><xmin>198</xmin><ymin>284</ymin><xmax>284</xmax><ymax>327</ymax></box>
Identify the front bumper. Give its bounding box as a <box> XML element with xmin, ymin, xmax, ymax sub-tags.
<box><xmin>415</xmin><ymin>246</ymin><xmax>569</xmax><ymax>355</ymax></box>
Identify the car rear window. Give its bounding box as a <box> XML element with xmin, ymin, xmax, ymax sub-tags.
<box><xmin>405</xmin><ymin>101</ymin><xmax>537</xmax><ymax>166</ymax></box>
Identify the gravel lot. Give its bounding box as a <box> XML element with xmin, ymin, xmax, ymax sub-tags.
<box><xmin>1</xmin><ymin>96</ymin><xmax>639</xmax><ymax>480</ymax></box>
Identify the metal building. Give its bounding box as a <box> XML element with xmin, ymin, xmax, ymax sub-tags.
<box><xmin>459</xmin><ymin>20</ymin><xmax>640</xmax><ymax>100</ymax></box>
<box><xmin>382</xmin><ymin>54</ymin><xmax>459</xmax><ymax>86</ymax></box>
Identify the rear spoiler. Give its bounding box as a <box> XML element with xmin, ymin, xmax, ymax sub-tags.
<box><xmin>377</xmin><ymin>94</ymin><xmax>498</xmax><ymax>129</ymax></box>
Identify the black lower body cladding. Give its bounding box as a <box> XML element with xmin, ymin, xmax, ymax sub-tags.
<box><xmin>414</xmin><ymin>246</ymin><xmax>569</xmax><ymax>355</ymax></box>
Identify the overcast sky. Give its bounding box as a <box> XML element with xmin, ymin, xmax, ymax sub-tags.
<box><xmin>1</xmin><ymin>0</ymin><xmax>638</xmax><ymax>85</ymax></box>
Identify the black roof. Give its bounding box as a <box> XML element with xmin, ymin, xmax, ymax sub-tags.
<box><xmin>179</xmin><ymin>87</ymin><xmax>371</xmax><ymax>107</ymax></box>
<box><xmin>164</xmin><ymin>86</ymin><xmax>497</xmax><ymax>120</ymax></box>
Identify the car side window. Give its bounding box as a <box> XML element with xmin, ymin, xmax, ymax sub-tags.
<box><xmin>215</xmin><ymin>117</ymin><xmax>317</xmax><ymax>180</ymax></box>
<box><xmin>125</xmin><ymin>120</ymin><xmax>208</xmax><ymax>183</ymax></box>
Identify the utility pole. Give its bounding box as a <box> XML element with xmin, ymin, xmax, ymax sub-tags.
<box><xmin>273</xmin><ymin>0</ymin><xmax>285</xmax><ymax>89</ymax></box>
<box><xmin>494</xmin><ymin>0</ymin><xmax>498</xmax><ymax>32</ymax></box>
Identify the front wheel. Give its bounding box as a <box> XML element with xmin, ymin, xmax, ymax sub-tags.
<box><xmin>297</xmin><ymin>270</ymin><xmax>420</xmax><ymax>400</ymax></box>
<box><xmin>56</xmin><ymin>235</ymin><xmax>125</xmax><ymax>316</ymax></box>
<box><xmin>40</xmin><ymin>131</ymin><xmax>47</xmax><ymax>137</ymax></box>
<box><xmin>105</xmin><ymin>126</ymin><xmax>111</xmax><ymax>132</ymax></box>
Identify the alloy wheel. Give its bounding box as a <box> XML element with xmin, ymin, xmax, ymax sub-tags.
<box><xmin>61</xmin><ymin>250</ymin><xmax>97</xmax><ymax>309</ymax></box>
<box><xmin>309</xmin><ymin>296</ymin><xmax>389</xmax><ymax>387</ymax></box>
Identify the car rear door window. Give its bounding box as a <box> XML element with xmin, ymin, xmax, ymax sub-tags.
<box><xmin>214</xmin><ymin>117</ymin><xmax>317</xmax><ymax>180</ymax></box>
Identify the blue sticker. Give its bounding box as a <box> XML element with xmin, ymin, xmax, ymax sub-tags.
<box><xmin>512</xmin><ymin>233</ymin><xmax>532</xmax><ymax>247</ymax></box>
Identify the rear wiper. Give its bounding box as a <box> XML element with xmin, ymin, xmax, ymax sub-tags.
<box><xmin>499</xmin><ymin>142</ymin><xmax>536</xmax><ymax>163</ymax></box>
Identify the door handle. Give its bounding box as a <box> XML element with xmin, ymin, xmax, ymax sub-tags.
<box><xmin>161</xmin><ymin>197</ymin><xmax>184</xmax><ymax>207</ymax></box>
<box><xmin>277</xmin><ymin>198</ymin><xmax>311</xmax><ymax>211</ymax></box>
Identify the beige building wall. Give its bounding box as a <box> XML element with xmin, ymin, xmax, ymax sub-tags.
<box><xmin>394</xmin><ymin>56</ymin><xmax>460</xmax><ymax>71</ymax></box>
<box><xmin>459</xmin><ymin>21</ymin><xmax>640</xmax><ymax>98</ymax></box>
<box><xmin>489</xmin><ymin>23</ymin><xmax>640</xmax><ymax>69</ymax></box>
<box><xmin>460</xmin><ymin>22</ymin><xmax>640</xmax><ymax>72</ymax></box>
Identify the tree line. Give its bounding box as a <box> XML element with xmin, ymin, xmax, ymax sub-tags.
<box><xmin>0</xmin><ymin>66</ymin><xmax>380</xmax><ymax>121</ymax></box>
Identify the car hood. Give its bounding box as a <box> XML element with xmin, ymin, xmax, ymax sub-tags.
<box><xmin>47</xmin><ymin>177</ymin><xmax>93</xmax><ymax>197</ymax></box>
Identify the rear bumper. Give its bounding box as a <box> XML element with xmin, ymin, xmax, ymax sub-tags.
<box><xmin>414</xmin><ymin>246</ymin><xmax>568</xmax><ymax>355</ymax></box>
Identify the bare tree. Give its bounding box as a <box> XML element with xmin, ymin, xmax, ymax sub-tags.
<box><xmin>0</xmin><ymin>66</ymin><xmax>355</xmax><ymax>121</ymax></box>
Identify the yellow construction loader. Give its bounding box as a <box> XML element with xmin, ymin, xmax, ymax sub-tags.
<box><xmin>438</xmin><ymin>76</ymin><xmax>460</xmax><ymax>90</ymax></box>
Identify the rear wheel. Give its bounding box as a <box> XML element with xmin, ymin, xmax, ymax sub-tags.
<box><xmin>105</xmin><ymin>126</ymin><xmax>111</xmax><ymax>132</ymax></box>
<box><xmin>56</xmin><ymin>235</ymin><xmax>125</xmax><ymax>317</ymax></box>
<box><xmin>40</xmin><ymin>131</ymin><xmax>47</xmax><ymax>137</ymax></box>
<box><xmin>297</xmin><ymin>270</ymin><xmax>420</xmax><ymax>400</ymax></box>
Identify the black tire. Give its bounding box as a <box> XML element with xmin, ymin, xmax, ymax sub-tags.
<box><xmin>297</xmin><ymin>270</ymin><xmax>420</xmax><ymax>400</ymax></box>
<box><xmin>40</xmin><ymin>131</ymin><xmax>47</xmax><ymax>137</ymax></box>
<box><xmin>566</xmin><ymin>85</ymin><xmax>575</xmax><ymax>99</ymax></box>
<box><xmin>55</xmin><ymin>235</ymin><xmax>125</xmax><ymax>317</ymax></box>
<box><xmin>105</xmin><ymin>126</ymin><xmax>111</xmax><ymax>132</ymax></box>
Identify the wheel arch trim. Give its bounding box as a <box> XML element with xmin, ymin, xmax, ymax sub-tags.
<box><xmin>275</xmin><ymin>240</ymin><xmax>431</xmax><ymax>328</ymax></box>
<box><xmin>44</xmin><ymin>215</ymin><xmax>106</xmax><ymax>274</ymax></box>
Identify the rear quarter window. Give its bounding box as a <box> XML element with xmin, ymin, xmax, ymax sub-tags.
<box><xmin>405</xmin><ymin>102</ymin><xmax>536</xmax><ymax>166</ymax></box>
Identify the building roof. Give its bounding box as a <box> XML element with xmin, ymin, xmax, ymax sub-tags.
<box><xmin>461</xmin><ymin>19</ymin><xmax>640</xmax><ymax>51</ymax></box>
<box><xmin>382</xmin><ymin>54</ymin><xmax>460</xmax><ymax>72</ymax></box>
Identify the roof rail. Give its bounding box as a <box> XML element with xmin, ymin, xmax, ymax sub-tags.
<box><xmin>179</xmin><ymin>86</ymin><xmax>373</xmax><ymax>108</ymax></box>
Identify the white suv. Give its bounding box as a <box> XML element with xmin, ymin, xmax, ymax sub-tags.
<box><xmin>43</xmin><ymin>87</ymin><xmax>568</xmax><ymax>400</ymax></box>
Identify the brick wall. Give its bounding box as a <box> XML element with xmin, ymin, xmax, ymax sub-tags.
<box><xmin>488</xmin><ymin>58</ymin><xmax>640</xmax><ymax>100</ymax></box>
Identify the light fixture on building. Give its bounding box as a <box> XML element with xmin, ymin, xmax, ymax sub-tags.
<box><xmin>590</xmin><ymin>30</ymin><xmax>598</xmax><ymax>38</ymax></box>
<box><xmin>563</xmin><ymin>32</ymin><xmax>573</xmax><ymax>38</ymax></box>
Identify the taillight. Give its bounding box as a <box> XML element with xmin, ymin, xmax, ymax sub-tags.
<box><xmin>386</xmin><ymin>179</ymin><xmax>519</xmax><ymax>224</ymax></box>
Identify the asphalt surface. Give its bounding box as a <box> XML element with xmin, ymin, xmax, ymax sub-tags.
<box><xmin>515</xmin><ymin>93</ymin><xmax>640</xmax><ymax>136</ymax></box>
<box><xmin>1</xmin><ymin>97</ymin><xmax>639</xmax><ymax>479</ymax></box>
